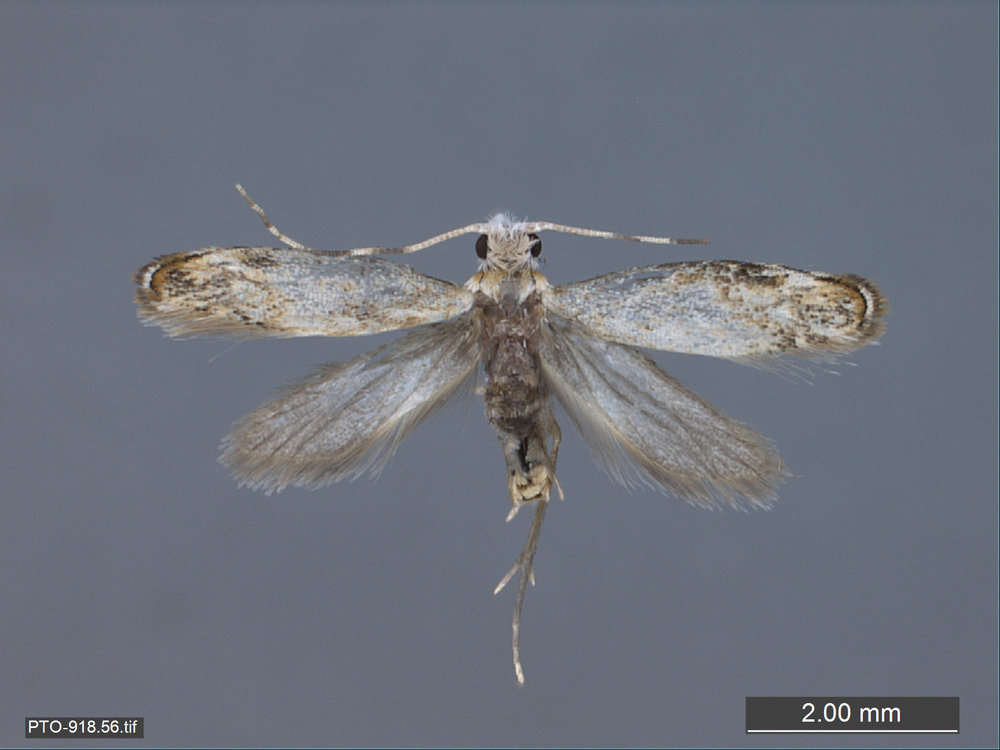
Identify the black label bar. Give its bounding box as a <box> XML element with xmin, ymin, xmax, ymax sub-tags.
<box><xmin>746</xmin><ymin>697</ymin><xmax>958</xmax><ymax>733</ymax></box>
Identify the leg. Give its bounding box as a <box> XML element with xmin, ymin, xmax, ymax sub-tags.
<box><xmin>493</xmin><ymin>412</ymin><xmax>563</xmax><ymax>684</ymax></box>
<box><xmin>493</xmin><ymin>498</ymin><xmax>548</xmax><ymax>685</ymax></box>
<box><xmin>539</xmin><ymin>404</ymin><xmax>563</xmax><ymax>498</ymax></box>
<box><xmin>502</xmin><ymin>433</ymin><xmax>557</xmax><ymax>520</ymax></box>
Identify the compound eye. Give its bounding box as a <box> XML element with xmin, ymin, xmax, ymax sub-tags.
<box><xmin>528</xmin><ymin>233</ymin><xmax>542</xmax><ymax>257</ymax></box>
<box><xmin>475</xmin><ymin>234</ymin><xmax>489</xmax><ymax>259</ymax></box>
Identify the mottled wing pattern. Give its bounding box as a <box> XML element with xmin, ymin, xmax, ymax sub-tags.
<box><xmin>539</xmin><ymin>314</ymin><xmax>788</xmax><ymax>509</ymax></box>
<box><xmin>544</xmin><ymin>261</ymin><xmax>886</xmax><ymax>361</ymax></box>
<box><xmin>219</xmin><ymin>313</ymin><xmax>480</xmax><ymax>493</ymax></box>
<box><xmin>135</xmin><ymin>247</ymin><xmax>474</xmax><ymax>338</ymax></box>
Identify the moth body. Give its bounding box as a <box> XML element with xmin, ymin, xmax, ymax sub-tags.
<box><xmin>134</xmin><ymin>188</ymin><xmax>887</xmax><ymax>686</ymax></box>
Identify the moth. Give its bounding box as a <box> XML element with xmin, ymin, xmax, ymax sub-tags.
<box><xmin>135</xmin><ymin>185</ymin><xmax>887</xmax><ymax>684</ymax></box>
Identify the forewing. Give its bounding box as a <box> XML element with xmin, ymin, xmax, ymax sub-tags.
<box><xmin>219</xmin><ymin>313</ymin><xmax>480</xmax><ymax>493</ymax></box>
<box><xmin>135</xmin><ymin>247</ymin><xmax>474</xmax><ymax>338</ymax></box>
<box><xmin>539</xmin><ymin>315</ymin><xmax>788</xmax><ymax>509</ymax></box>
<box><xmin>545</xmin><ymin>261</ymin><xmax>886</xmax><ymax>361</ymax></box>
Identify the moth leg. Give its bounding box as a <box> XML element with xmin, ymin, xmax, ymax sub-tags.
<box><xmin>235</xmin><ymin>183</ymin><xmax>310</xmax><ymax>249</ymax></box>
<box><xmin>493</xmin><ymin>410</ymin><xmax>562</xmax><ymax>684</ymax></box>
<box><xmin>493</xmin><ymin>499</ymin><xmax>548</xmax><ymax>685</ymax></box>
<box><xmin>503</xmin><ymin>428</ymin><xmax>561</xmax><ymax>521</ymax></box>
<box><xmin>539</xmin><ymin>405</ymin><xmax>563</xmax><ymax>499</ymax></box>
<box><xmin>501</xmin><ymin>436</ymin><xmax>535</xmax><ymax>518</ymax></box>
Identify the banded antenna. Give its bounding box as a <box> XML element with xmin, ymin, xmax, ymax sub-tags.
<box><xmin>235</xmin><ymin>183</ymin><xmax>709</xmax><ymax>258</ymax></box>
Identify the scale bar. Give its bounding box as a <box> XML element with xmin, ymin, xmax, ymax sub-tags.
<box><xmin>746</xmin><ymin>697</ymin><xmax>959</xmax><ymax>734</ymax></box>
<box><xmin>748</xmin><ymin>729</ymin><xmax>959</xmax><ymax>734</ymax></box>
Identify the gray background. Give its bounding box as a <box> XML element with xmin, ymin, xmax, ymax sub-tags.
<box><xmin>2</xmin><ymin>2</ymin><xmax>996</xmax><ymax>747</ymax></box>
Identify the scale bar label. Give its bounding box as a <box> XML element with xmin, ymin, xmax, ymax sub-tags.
<box><xmin>746</xmin><ymin>697</ymin><xmax>958</xmax><ymax>733</ymax></box>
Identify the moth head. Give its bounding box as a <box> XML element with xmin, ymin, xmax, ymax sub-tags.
<box><xmin>474</xmin><ymin>213</ymin><xmax>542</xmax><ymax>272</ymax></box>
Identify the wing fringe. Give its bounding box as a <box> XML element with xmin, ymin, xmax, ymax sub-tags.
<box><xmin>219</xmin><ymin>316</ymin><xmax>480</xmax><ymax>494</ymax></box>
<box><xmin>540</xmin><ymin>316</ymin><xmax>789</xmax><ymax>510</ymax></box>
